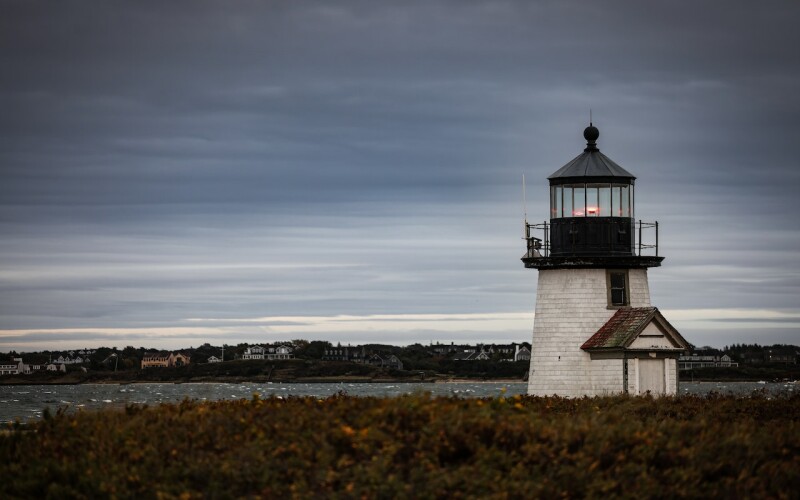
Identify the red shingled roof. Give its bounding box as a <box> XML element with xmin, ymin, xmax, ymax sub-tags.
<box><xmin>582</xmin><ymin>307</ymin><xmax>691</xmax><ymax>351</ymax></box>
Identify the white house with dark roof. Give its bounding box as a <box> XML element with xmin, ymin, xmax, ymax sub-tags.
<box><xmin>242</xmin><ymin>346</ymin><xmax>266</xmax><ymax>360</ymax></box>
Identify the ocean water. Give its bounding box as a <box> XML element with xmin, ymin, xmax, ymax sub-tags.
<box><xmin>0</xmin><ymin>380</ymin><xmax>794</xmax><ymax>423</ymax></box>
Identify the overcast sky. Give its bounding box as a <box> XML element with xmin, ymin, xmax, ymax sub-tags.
<box><xmin>2</xmin><ymin>0</ymin><xmax>799</xmax><ymax>351</ymax></box>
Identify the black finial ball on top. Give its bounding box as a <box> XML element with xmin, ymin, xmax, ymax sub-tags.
<box><xmin>584</xmin><ymin>124</ymin><xmax>599</xmax><ymax>142</ymax></box>
<box><xmin>583</xmin><ymin>123</ymin><xmax>599</xmax><ymax>151</ymax></box>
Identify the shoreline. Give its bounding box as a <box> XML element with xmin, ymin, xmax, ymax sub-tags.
<box><xmin>0</xmin><ymin>378</ymin><xmax>528</xmax><ymax>386</ymax></box>
<box><xmin>2</xmin><ymin>377</ymin><xmax>794</xmax><ymax>386</ymax></box>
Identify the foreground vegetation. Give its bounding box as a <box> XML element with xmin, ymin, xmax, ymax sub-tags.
<box><xmin>1</xmin><ymin>393</ymin><xmax>798</xmax><ymax>498</ymax></box>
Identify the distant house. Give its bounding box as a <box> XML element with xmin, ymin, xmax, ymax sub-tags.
<box><xmin>0</xmin><ymin>358</ymin><xmax>23</xmax><ymax>375</ymax></box>
<box><xmin>514</xmin><ymin>345</ymin><xmax>531</xmax><ymax>362</ymax></box>
<box><xmin>0</xmin><ymin>358</ymin><xmax>45</xmax><ymax>375</ymax></box>
<box><xmin>383</xmin><ymin>354</ymin><xmax>403</xmax><ymax>371</ymax></box>
<box><xmin>51</xmin><ymin>354</ymin><xmax>86</xmax><ymax>365</ymax></box>
<box><xmin>679</xmin><ymin>352</ymin><xmax>738</xmax><ymax>370</ymax></box>
<box><xmin>323</xmin><ymin>345</ymin><xmax>365</xmax><ymax>363</ymax></box>
<box><xmin>171</xmin><ymin>352</ymin><xmax>190</xmax><ymax>367</ymax></box>
<box><xmin>489</xmin><ymin>344</ymin><xmax>515</xmax><ymax>356</ymax></box>
<box><xmin>242</xmin><ymin>345</ymin><xmax>294</xmax><ymax>361</ymax></box>
<box><xmin>142</xmin><ymin>352</ymin><xmax>171</xmax><ymax>368</ymax></box>
<box><xmin>242</xmin><ymin>346</ymin><xmax>266</xmax><ymax>360</ymax></box>
<box><xmin>366</xmin><ymin>353</ymin><xmax>384</xmax><ymax>366</ymax></box>
<box><xmin>141</xmin><ymin>352</ymin><xmax>191</xmax><ymax>369</ymax></box>
<box><xmin>430</xmin><ymin>342</ymin><xmax>459</xmax><ymax>356</ymax></box>
<box><xmin>207</xmin><ymin>356</ymin><xmax>222</xmax><ymax>363</ymax></box>
<box><xmin>267</xmin><ymin>345</ymin><xmax>294</xmax><ymax>360</ymax></box>
<box><xmin>323</xmin><ymin>346</ymin><xmax>351</xmax><ymax>361</ymax></box>
<box><xmin>452</xmin><ymin>349</ymin><xmax>490</xmax><ymax>361</ymax></box>
<box><xmin>363</xmin><ymin>353</ymin><xmax>403</xmax><ymax>370</ymax></box>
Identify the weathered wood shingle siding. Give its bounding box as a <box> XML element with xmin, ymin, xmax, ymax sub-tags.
<box><xmin>528</xmin><ymin>268</ymin><xmax>651</xmax><ymax>397</ymax></box>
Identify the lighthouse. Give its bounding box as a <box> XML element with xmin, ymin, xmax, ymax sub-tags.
<box><xmin>522</xmin><ymin>124</ymin><xmax>689</xmax><ymax>397</ymax></box>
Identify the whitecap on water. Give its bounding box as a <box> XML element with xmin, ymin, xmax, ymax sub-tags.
<box><xmin>102</xmin><ymin>400</ymin><xmax>112</xmax><ymax>403</ymax></box>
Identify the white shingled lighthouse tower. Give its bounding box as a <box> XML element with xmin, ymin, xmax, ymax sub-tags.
<box><xmin>522</xmin><ymin>124</ymin><xmax>689</xmax><ymax>397</ymax></box>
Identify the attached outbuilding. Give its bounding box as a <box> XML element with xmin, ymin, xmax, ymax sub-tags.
<box><xmin>581</xmin><ymin>307</ymin><xmax>690</xmax><ymax>395</ymax></box>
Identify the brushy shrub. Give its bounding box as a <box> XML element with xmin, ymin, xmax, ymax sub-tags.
<box><xmin>1</xmin><ymin>393</ymin><xmax>798</xmax><ymax>498</ymax></box>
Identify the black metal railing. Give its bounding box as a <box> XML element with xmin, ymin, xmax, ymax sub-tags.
<box><xmin>524</xmin><ymin>220</ymin><xmax>659</xmax><ymax>259</ymax></box>
<box><xmin>523</xmin><ymin>221</ymin><xmax>550</xmax><ymax>259</ymax></box>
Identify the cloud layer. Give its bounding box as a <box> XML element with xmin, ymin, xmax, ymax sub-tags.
<box><xmin>2</xmin><ymin>1</ymin><xmax>799</xmax><ymax>350</ymax></box>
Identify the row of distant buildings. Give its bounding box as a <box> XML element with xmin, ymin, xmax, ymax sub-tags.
<box><xmin>427</xmin><ymin>342</ymin><xmax>531</xmax><ymax>362</ymax></box>
<box><xmin>241</xmin><ymin>345</ymin><xmax>294</xmax><ymax>361</ymax></box>
<box><xmin>140</xmin><ymin>344</ymin><xmax>296</xmax><ymax>368</ymax></box>
<box><xmin>322</xmin><ymin>346</ymin><xmax>405</xmax><ymax>370</ymax></box>
<box><xmin>0</xmin><ymin>349</ymin><xmax>100</xmax><ymax>375</ymax></box>
<box><xmin>678</xmin><ymin>354</ymin><xmax>738</xmax><ymax>371</ymax></box>
<box><xmin>678</xmin><ymin>346</ymin><xmax>799</xmax><ymax>371</ymax></box>
<box><xmin>322</xmin><ymin>343</ymin><xmax>532</xmax><ymax>368</ymax></box>
<box><xmin>4</xmin><ymin>343</ymin><xmax>796</xmax><ymax>375</ymax></box>
<box><xmin>0</xmin><ymin>358</ymin><xmax>69</xmax><ymax>375</ymax></box>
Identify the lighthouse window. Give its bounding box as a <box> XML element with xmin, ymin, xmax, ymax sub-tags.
<box><xmin>586</xmin><ymin>187</ymin><xmax>599</xmax><ymax>216</ymax></box>
<box><xmin>608</xmin><ymin>271</ymin><xmax>629</xmax><ymax>307</ymax></box>
<box><xmin>612</xmin><ymin>184</ymin><xmax>631</xmax><ymax>217</ymax></box>
<box><xmin>552</xmin><ymin>186</ymin><xmax>562</xmax><ymax>218</ymax></box>
<box><xmin>562</xmin><ymin>186</ymin><xmax>573</xmax><ymax>218</ymax></box>
<box><xmin>599</xmin><ymin>186</ymin><xmax>611</xmax><ymax>216</ymax></box>
<box><xmin>573</xmin><ymin>186</ymin><xmax>585</xmax><ymax>216</ymax></box>
<box><xmin>620</xmin><ymin>185</ymin><xmax>630</xmax><ymax>217</ymax></box>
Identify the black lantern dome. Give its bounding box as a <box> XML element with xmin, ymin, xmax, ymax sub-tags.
<box><xmin>548</xmin><ymin>124</ymin><xmax>635</xmax><ymax>182</ymax></box>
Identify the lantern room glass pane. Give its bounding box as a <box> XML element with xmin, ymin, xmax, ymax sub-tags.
<box><xmin>599</xmin><ymin>186</ymin><xmax>611</xmax><ymax>216</ymax></box>
<box><xmin>562</xmin><ymin>186</ymin><xmax>572</xmax><ymax>217</ymax></box>
<box><xmin>586</xmin><ymin>187</ymin><xmax>599</xmax><ymax>216</ymax></box>
<box><xmin>573</xmin><ymin>187</ymin><xmax>585</xmax><ymax>216</ymax></box>
<box><xmin>554</xmin><ymin>186</ymin><xmax>562</xmax><ymax>218</ymax></box>
<box><xmin>620</xmin><ymin>185</ymin><xmax>630</xmax><ymax>217</ymax></box>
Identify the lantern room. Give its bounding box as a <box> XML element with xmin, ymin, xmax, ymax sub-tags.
<box><xmin>522</xmin><ymin>124</ymin><xmax>662</xmax><ymax>268</ymax></box>
<box><xmin>547</xmin><ymin>124</ymin><xmax>636</xmax><ymax>256</ymax></box>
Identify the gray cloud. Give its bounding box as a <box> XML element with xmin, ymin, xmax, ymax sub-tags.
<box><xmin>1</xmin><ymin>0</ymin><xmax>799</xmax><ymax>349</ymax></box>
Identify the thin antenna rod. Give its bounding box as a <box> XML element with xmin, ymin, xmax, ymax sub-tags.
<box><xmin>522</xmin><ymin>173</ymin><xmax>528</xmax><ymax>239</ymax></box>
<box><xmin>523</xmin><ymin>173</ymin><xmax>527</xmax><ymax>222</ymax></box>
<box><xmin>590</xmin><ymin>108</ymin><xmax>592</xmax><ymax>125</ymax></box>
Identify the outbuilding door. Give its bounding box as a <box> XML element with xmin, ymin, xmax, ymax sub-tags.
<box><xmin>638</xmin><ymin>359</ymin><xmax>665</xmax><ymax>395</ymax></box>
